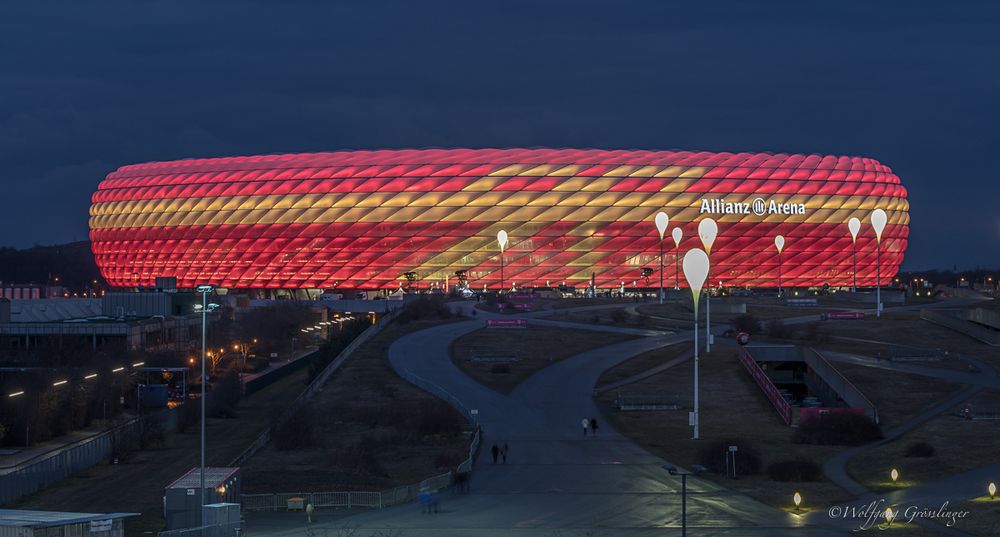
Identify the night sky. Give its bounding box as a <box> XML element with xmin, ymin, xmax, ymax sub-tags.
<box><xmin>2</xmin><ymin>1</ymin><xmax>998</xmax><ymax>270</ymax></box>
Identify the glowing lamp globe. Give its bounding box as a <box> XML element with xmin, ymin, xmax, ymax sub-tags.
<box><xmin>793</xmin><ymin>492</ymin><xmax>802</xmax><ymax>509</ymax></box>
<box><xmin>655</xmin><ymin>212</ymin><xmax>669</xmax><ymax>239</ymax></box>
<box><xmin>871</xmin><ymin>208</ymin><xmax>888</xmax><ymax>242</ymax></box>
<box><xmin>671</xmin><ymin>227</ymin><xmax>683</xmax><ymax>247</ymax></box>
<box><xmin>497</xmin><ymin>230</ymin><xmax>509</xmax><ymax>252</ymax></box>
<box><xmin>890</xmin><ymin>468</ymin><xmax>899</xmax><ymax>483</ymax></box>
<box><xmin>848</xmin><ymin>217</ymin><xmax>861</xmax><ymax>242</ymax></box>
<box><xmin>989</xmin><ymin>482</ymin><xmax>997</xmax><ymax>499</ymax></box>
<box><xmin>697</xmin><ymin>219</ymin><xmax>718</xmax><ymax>254</ymax></box>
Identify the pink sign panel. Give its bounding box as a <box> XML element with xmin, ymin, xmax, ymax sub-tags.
<box><xmin>821</xmin><ymin>311</ymin><xmax>865</xmax><ymax>320</ymax></box>
<box><xmin>487</xmin><ymin>319</ymin><xmax>528</xmax><ymax>328</ymax></box>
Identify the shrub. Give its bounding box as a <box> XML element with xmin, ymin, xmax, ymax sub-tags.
<box><xmin>766</xmin><ymin>457</ymin><xmax>823</xmax><ymax>481</ymax></box>
<box><xmin>697</xmin><ymin>438</ymin><xmax>762</xmax><ymax>475</ymax></box>
<box><xmin>209</xmin><ymin>371</ymin><xmax>242</xmax><ymax>418</ymax></box>
<box><xmin>904</xmin><ymin>441</ymin><xmax>935</xmax><ymax>458</ymax></box>
<box><xmin>766</xmin><ymin>320</ymin><xmax>792</xmax><ymax>339</ymax></box>
<box><xmin>273</xmin><ymin>408</ymin><xmax>317</xmax><ymax>450</ymax></box>
<box><xmin>800</xmin><ymin>322</ymin><xmax>828</xmax><ymax>342</ymax></box>
<box><xmin>793</xmin><ymin>412</ymin><xmax>882</xmax><ymax>446</ymax></box>
<box><xmin>397</xmin><ymin>297</ymin><xmax>454</xmax><ymax>324</ymax></box>
<box><xmin>731</xmin><ymin>314</ymin><xmax>762</xmax><ymax>334</ymax></box>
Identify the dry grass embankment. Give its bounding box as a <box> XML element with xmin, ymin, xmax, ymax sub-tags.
<box><xmin>450</xmin><ymin>326</ymin><xmax>636</xmax><ymax>393</ymax></box>
<box><xmin>242</xmin><ymin>314</ymin><xmax>470</xmax><ymax>495</ymax></box>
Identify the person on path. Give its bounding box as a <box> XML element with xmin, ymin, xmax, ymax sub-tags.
<box><xmin>501</xmin><ymin>443</ymin><xmax>509</xmax><ymax>464</ymax></box>
<box><xmin>590</xmin><ymin>416</ymin><xmax>598</xmax><ymax>436</ymax></box>
<box><xmin>582</xmin><ymin>417</ymin><xmax>590</xmax><ymax>436</ymax></box>
<box><xmin>491</xmin><ymin>443</ymin><xmax>499</xmax><ymax>464</ymax></box>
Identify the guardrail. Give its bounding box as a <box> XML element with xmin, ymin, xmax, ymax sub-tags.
<box><xmin>805</xmin><ymin>348</ymin><xmax>879</xmax><ymax>424</ymax></box>
<box><xmin>739</xmin><ymin>347</ymin><xmax>793</xmax><ymax>425</ymax></box>
<box><xmin>229</xmin><ymin>309</ymin><xmax>400</xmax><ymax>467</ymax></box>
<box><xmin>0</xmin><ymin>417</ymin><xmax>140</xmax><ymax>505</ymax></box>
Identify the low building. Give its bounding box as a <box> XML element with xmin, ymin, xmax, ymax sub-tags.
<box><xmin>164</xmin><ymin>467</ymin><xmax>241</xmax><ymax>530</ymax></box>
<box><xmin>0</xmin><ymin>509</ymin><xmax>136</xmax><ymax>537</ymax></box>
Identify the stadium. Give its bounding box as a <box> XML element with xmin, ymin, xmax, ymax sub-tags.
<box><xmin>89</xmin><ymin>148</ymin><xmax>909</xmax><ymax>291</ymax></box>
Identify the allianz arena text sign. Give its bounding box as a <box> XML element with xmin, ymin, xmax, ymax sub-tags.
<box><xmin>699</xmin><ymin>197</ymin><xmax>807</xmax><ymax>216</ymax></box>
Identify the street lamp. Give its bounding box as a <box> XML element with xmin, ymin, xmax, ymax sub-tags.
<box><xmin>671</xmin><ymin>227</ymin><xmax>683</xmax><ymax>290</ymax></box>
<box><xmin>194</xmin><ymin>284</ymin><xmax>218</xmax><ymax>526</ymax></box>
<box><xmin>663</xmin><ymin>464</ymin><xmax>703</xmax><ymax>537</ymax></box>
<box><xmin>497</xmin><ymin>230</ymin><xmax>509</xmax><ymax>294</ymax></box>
<box><xmin>870</xmin><ymin>209</ymin><xmax>888</xmax><ymax>317</ymax></box>
<box><xmin>683</xmin><ymin>248</ymin><xmax>709</xmax><ymax>440</ymax></box>
<box><xmin>774</xmin><ymin>235</ymin><xmax>785</xmax><ymax>297</ymax></box>
<box><xmin>654</xmin><ymin>212</ymin><xmax>669</xmax><ymax>304</ymax></box>
<box><xmin>848</xmin><ymin>217</ymin><xmax>861</xmax><ymax>293</ymax></box>
<box><xmin>697</xmin><ymin>219</ymin><xmax>717</xmax><ymax>353</ymax></box>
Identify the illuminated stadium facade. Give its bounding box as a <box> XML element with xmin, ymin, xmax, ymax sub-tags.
<box><xmin>89</xmin><ymin>148</ymin><xmax>909</xmax><ymax>291</ymax></box>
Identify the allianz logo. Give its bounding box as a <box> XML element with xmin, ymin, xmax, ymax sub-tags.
<box><xmin>699</xmin><ymin>197</ymin><xmax>807</xmax><ymax>216</ymax></box>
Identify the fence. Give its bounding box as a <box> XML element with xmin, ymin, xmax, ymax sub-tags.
<box><xmin>229</xmin><ymin>309</ymin><xmax>400</xmax><ymax>467</ymax></box>
<box><xmin>739</xmin><ymin>347</ymin><xmax>793</xmax><ymax>425</ymax></box>
<box><xmin>0</xmin><ymin>418</ymin><xmax>141</xmax><ymax>505</ymax></box>
<box><xmin>158</xmin><ymin>522</ymin><xmax>241</xmax><ymax>537</ymax></box>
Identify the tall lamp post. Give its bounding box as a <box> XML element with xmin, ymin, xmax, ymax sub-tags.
<box><xmin>774</xmin><ymin>235</ymin><xmax>785</xmax><ymax>297</ymax></box>
<box><xmin>683</xmin><ymin>248</ymin><xmax>709</xmax><ymax>440</ymax></box>
<box><xmin>870</xmin><ymin>209</ymin><xmax>887</xmax><ymax>318</ymax></box>
<box><xmin>847</xmin><ymin>217</ymin><xmax>861</xmax><ymax>293</ymax></box>
<box><xmin>497</xmin><ymin>230</ymin><xmax>509</xmax><ymax>294</ymax></box>
<box><xmin>655</xmin><ymin>212</ymin><xmax>669</xmax><ymax>304</ymax></box>
<box><xmin>194</xmin><ymin>284</ymin><xmax>218</xmax><ymax>526</ymax></box>
<box><xmin>697</xmin><ymin>219</ymin><xmax>717</xmax><ymax>353</ymax></box>
<box><xmin>663</xmin><ymin>465</ymin><xmax>703</xmax><ymax>537</ymax></box>
<box><xmin>671</xmin><ymin>227</ymin><xmax>683</xmax><ymax>290</ymax></box>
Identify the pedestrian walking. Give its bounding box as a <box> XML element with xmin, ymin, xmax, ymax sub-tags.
<box><xmin>454</xmin><ymin>471</ymin><xmax>470</xmax><ymax>493</ymax></box>
<box><xmin>582</xmin><ymin>417</ymin><xmax>590</xmax><ymax>436</ymax></box>
<box><xmin>590</xmin><ymin>416</ymin><xmax>598</xmax><ymax>435</ymax></box>
<box><xmin>430</xmin><ymin>489</ymin><xmax>441</xmax><ymax>513</ymax></box>
<box><xmin>418</xmin><ymin>488</ymin><xmax>431</xmax><ymax>514</ymax></box>
<box><xmin>491</xmin><ymin>443</ymin><xmax>499</xmax><ymax>464</ymax></box>
<box><xmin>500</xmin><ymin>443</ymin><xmax>509</xmax><ymax>464</ymax></box>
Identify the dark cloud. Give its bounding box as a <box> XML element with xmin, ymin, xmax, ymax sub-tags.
<box><xmin>1</xmin><ymin>0</ymin><xmax>998</xmax><ymax>269</ymax></box>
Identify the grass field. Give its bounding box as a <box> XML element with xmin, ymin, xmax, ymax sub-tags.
<box><xmin>846</xmin><ymin>389</ymin><xmax>1000</xmax><ymax>494</ymax></box>
<box><xmin>242</xmin><ymin>318</ymin><xmax>470</xmax><ymax>495</ymax></box>
<box><xmin>595</xmin><ymin>347</ymin><xmax>852</xmax><ymax>510</ymax></box>
<box><xmin>8</xmin><ymin>367</ymin><xmax>312</xmax><ymax>535</ymax></box>
<box><xmin>450</xmin><ymin>326</ymin><xmax>636</xmax><ymax>393</ymax></box>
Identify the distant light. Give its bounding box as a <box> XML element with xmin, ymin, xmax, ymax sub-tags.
<box><xmin>132</xmin><ymin>362</ymin><xmax>145</xmax><ymax>367</ymax></box>
<box><xmin>989</xmin><ymin>482</ymin><xmax>997</xmax><ymax>499</ymax></box>
<box><xmin>52</xmin><ymin>380</ymin><xmax>68</xmax><ymax>387</ymax></box>
<box><xmin>84</xmin><ymin>373</ymin><xmax>98</xmax><ymax>380</ymax></box>
<box><xmin>884</xmin><ymin>507</ymin><xmax>896</xmax><ymax>524</ymax></box>
<box><xmin>890</xmin><ymin>468</ymin><xmax>899</xmax><ymax>483</ymax></box>
<box><xmin>113</xmin><ymin>367</ymin><xmax>125</xmax><ymax>373</ymax></box>
<box><xmin>8</xmin><ymin>391</ymin><xmax>24</xmax><ymax>398</ymax></box>
<box><xmin>793</xmin><ymin>492</ymin><xmax>802</xmax><ymax>508</ymax></box>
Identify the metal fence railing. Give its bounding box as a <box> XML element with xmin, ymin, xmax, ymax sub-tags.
<box><xmin>158</xmin><ymin>522</ymin><xmax>241</xmax><ymax>537</ymax></box>
<box><xmin>0</xmin><ymin>417</ymin><xmax>141</xmax><ymax>505</ymax></box>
